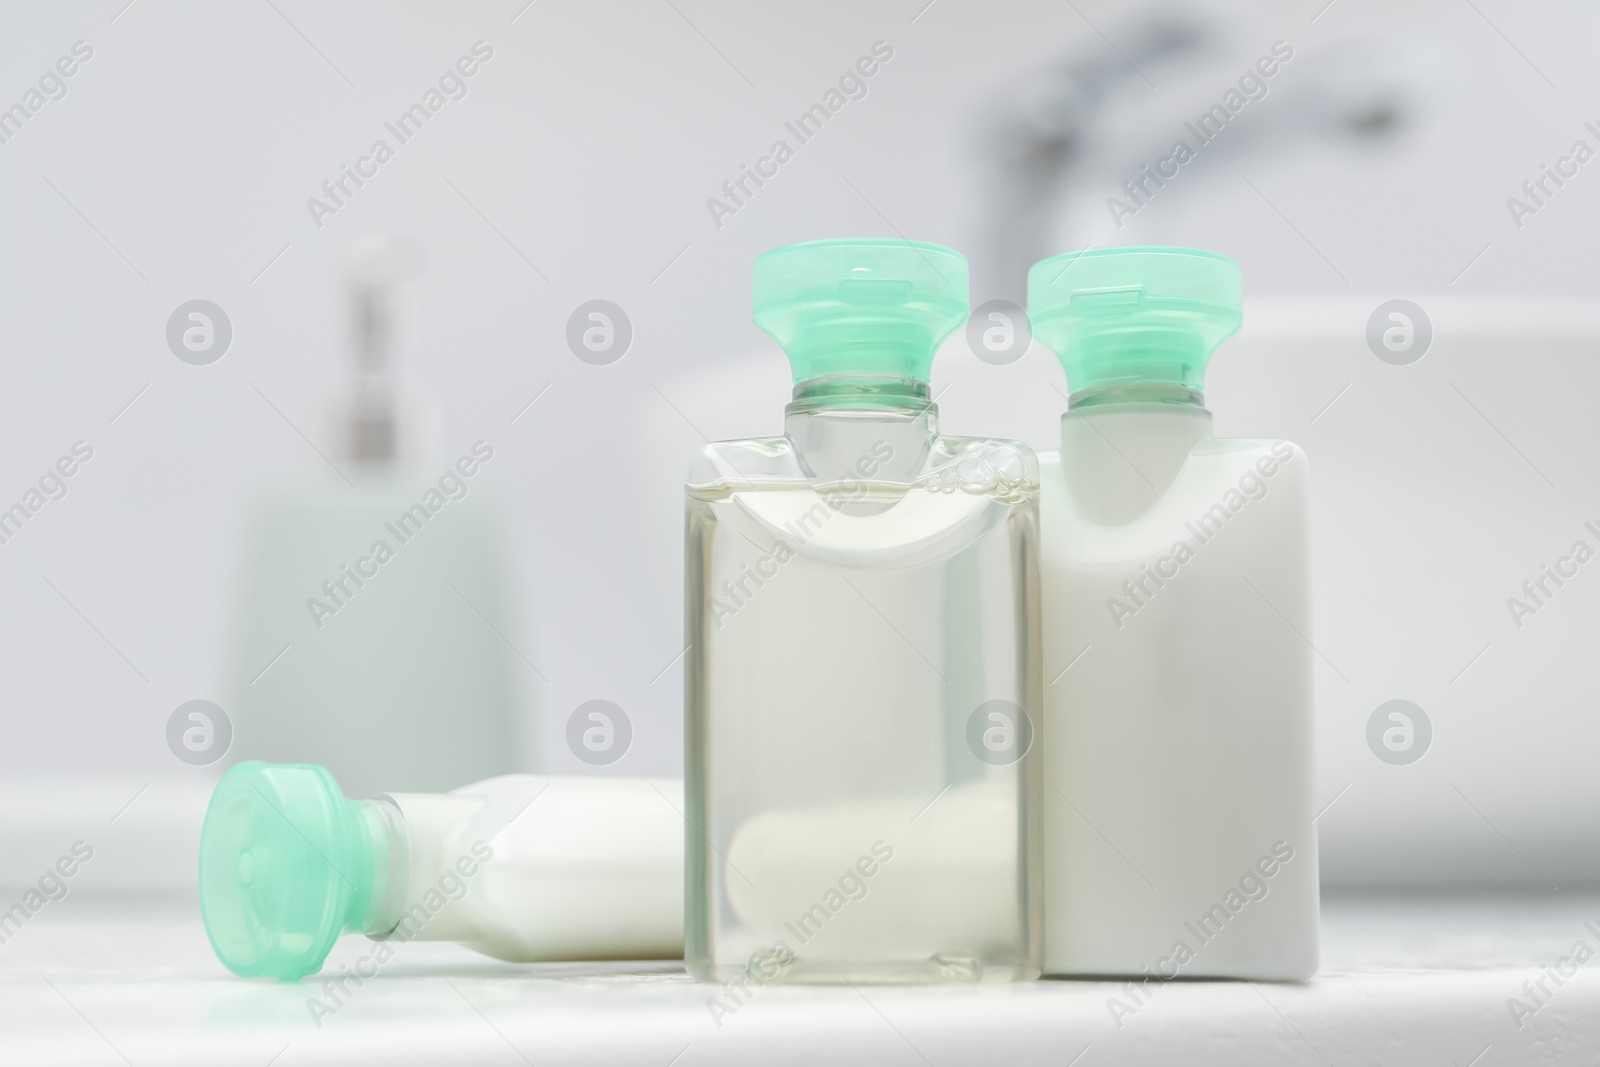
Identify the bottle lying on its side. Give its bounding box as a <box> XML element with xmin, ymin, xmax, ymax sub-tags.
<box><xmin>199</xmin><ymin>761</ymin><xmax>683</xmax><ymax>979</ymax></box>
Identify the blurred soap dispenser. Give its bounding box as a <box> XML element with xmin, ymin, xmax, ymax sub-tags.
<box><xmin>1029</xmin><ymin>247</ymin><xmax>1318</xmax><ymax>980</ymax></box>
<box><xmin>231</xmin><ymin>236</ymin><xmax>520</xmax><ymax>796</ymax></box>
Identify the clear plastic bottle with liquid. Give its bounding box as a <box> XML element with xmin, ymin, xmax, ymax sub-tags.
<box><xmin>684</xmin><ymin>240</ymin><xmax>1042</xmax><ymax>984</ymax></box>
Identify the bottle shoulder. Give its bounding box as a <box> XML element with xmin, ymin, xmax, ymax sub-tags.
<box><xmin>1040</xmin><ymin>436</ymin><xmax>1305</xmax><ymax>473</ymax></box>
<box><xmin>688</xmin><ymin>433</ymin><xmax>1038</xmax><ymax>496</ymax></box>
<box><xmin>1042</xmin><ymin>434</ymin><xmax>1308</xmax><ymax>539</ymax></box>
<box><xmin>1189</xmin><ymin>437</ymin><xmax>1309</xmax><ymax>493</ymax></box>
<box><xmin>1193</xmin><ymin>436</ymin><xmax>1306</xmax><ymax>464</ymax></box>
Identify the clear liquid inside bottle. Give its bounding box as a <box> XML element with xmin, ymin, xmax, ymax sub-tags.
<box><xmin>685</xmin><ymin>381</ymin><xmax>1042</xmax><ymax>984</ymax></box>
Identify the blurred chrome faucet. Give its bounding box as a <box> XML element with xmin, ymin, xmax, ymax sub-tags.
<box><xmin>973</xmin><ymin>8</ymin><xmax>1416</xmax><ymax>304</ymax></box>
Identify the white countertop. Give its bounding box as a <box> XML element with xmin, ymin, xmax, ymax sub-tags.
<box><xmin>2</xmin><ymin>890</ymin><xmax>1596</xmax><ymax>1065</ymax></box>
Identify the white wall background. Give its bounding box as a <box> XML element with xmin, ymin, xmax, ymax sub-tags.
<box><xmin>0</xmin><ymin>0</ymin><xmax>1597</xmax><ymax>888</ymax></box>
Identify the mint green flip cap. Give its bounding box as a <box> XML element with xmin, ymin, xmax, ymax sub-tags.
<box><xmin>1027</xmin><ymin>246</ymin><xmax>1241</xmax><ymax>396</ymax></box>
<box><xmin>753</xmin><ymin>239</ymin><xmax>968</xmax><ymax>383</ymax></box>
<box><xmin>199</xmin><ymin>762</ymin><xmax>388</xmax><ymax>980</ymax></box>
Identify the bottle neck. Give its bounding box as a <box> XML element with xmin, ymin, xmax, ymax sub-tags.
<box><xmin>784</xmin><ymin>376</ymin><xmax>936</xmax><ymax>482</ymax></box>
<box><xmin>786</xmin><ymin>375</ymin><xmax>932</xmax><ymax>414</ymax></box>
<box><xmin>1067</xmin><ymin>381</ymin><xmax>1204</xmax><ymax>410</ymax></box>
<box><xmin>350</xmin><ymin>796</ymin><xmax>411</xmax><ymax>937</ymax></box>
<box><xmin>1059</xmin><ymin>387</ymin><xmax>1213</xmax><ymax>524</ymax></box>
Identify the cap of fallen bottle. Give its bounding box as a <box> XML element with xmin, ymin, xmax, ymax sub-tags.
<box><xmin>199</xmin><ymin>761</ymin><xmax>387</xmax><ymax>980</ymax></box>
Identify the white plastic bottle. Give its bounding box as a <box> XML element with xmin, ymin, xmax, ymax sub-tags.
<box><xmin>199</xmin><ymin>762</ymin><xmax>683</xmax><ymax>979</ymax></box>
<box><xmin>1028</xmin><ymin>247</ymin><xmax>1318</xmax><ymax>980</ymax></box>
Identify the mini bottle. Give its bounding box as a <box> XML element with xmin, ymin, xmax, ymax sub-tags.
<box><xmin>199</xmin><ymin>761</ymin><xmax>682</xmax><ymax>978</ymax></box>
<box><xmin>1029</xmin><ymin>247</ymin><xmax>1318</xmax><ymax>980</ymax></box>
<box><xmin>685</xmin><ymin>240</ymin><xmax>1042</xmax><ymax>984</ymax></box>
